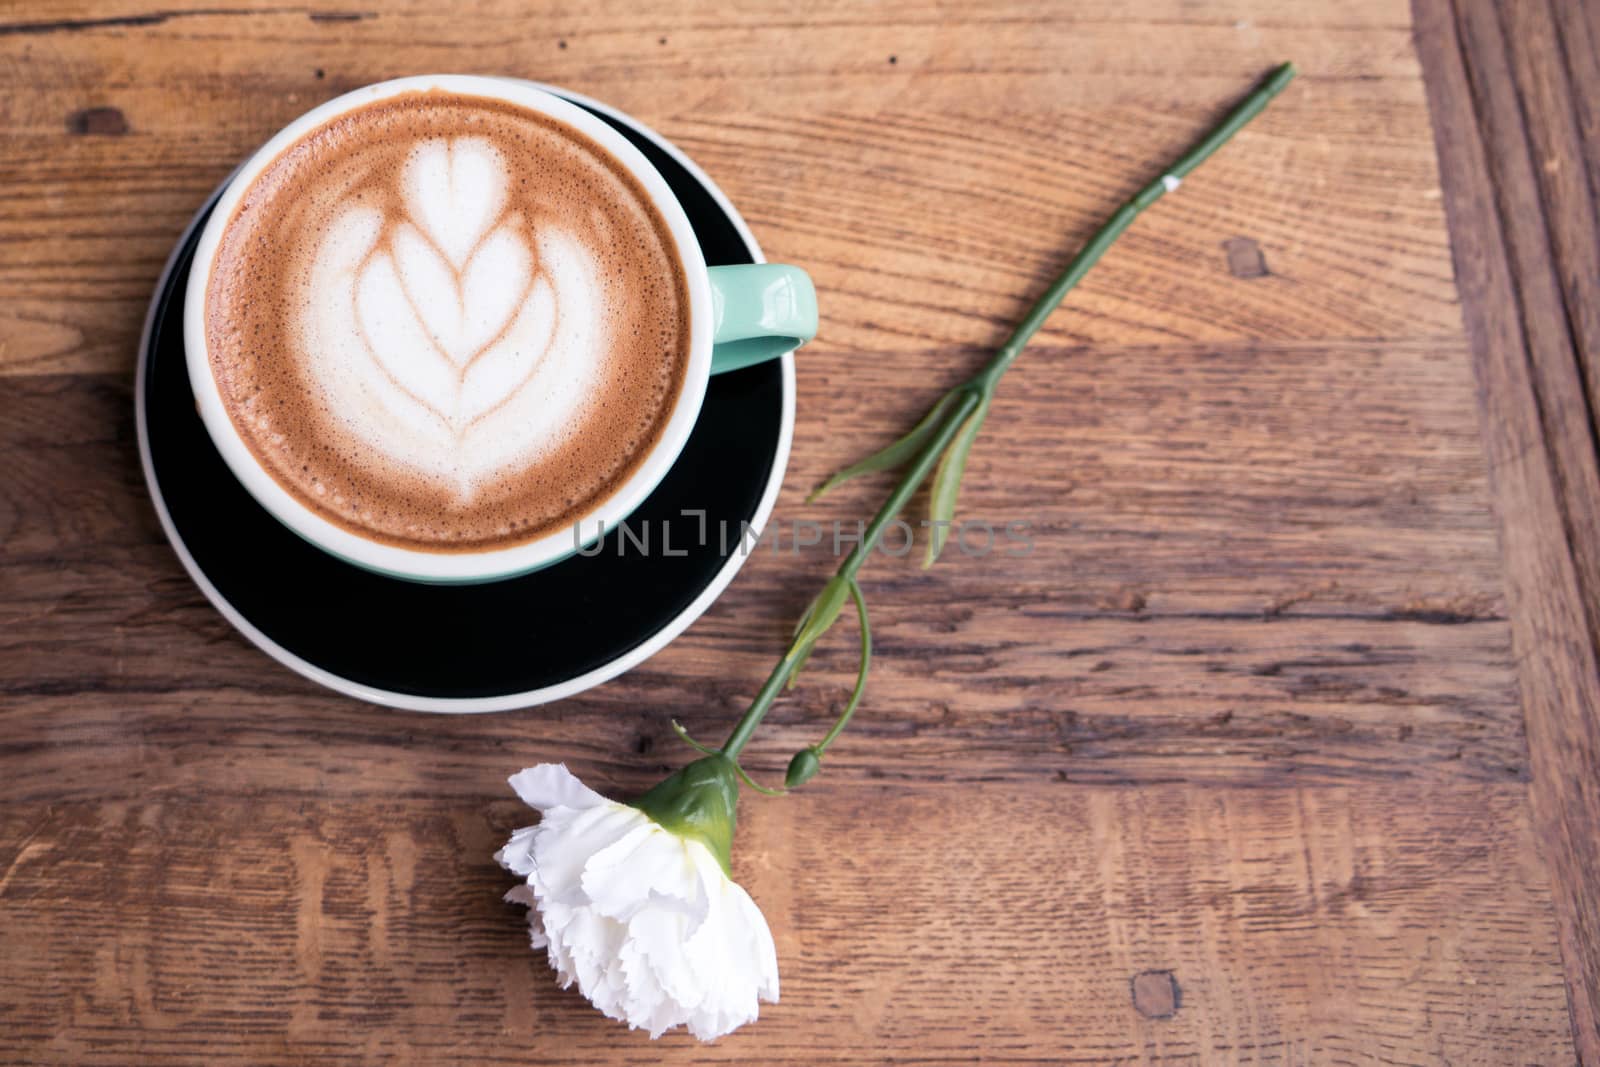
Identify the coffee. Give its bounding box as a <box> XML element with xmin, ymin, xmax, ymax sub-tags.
<box><xmin>203</xmin><ymin>90</ymin><xmax>690</xmax><ymax>552</ymax></box>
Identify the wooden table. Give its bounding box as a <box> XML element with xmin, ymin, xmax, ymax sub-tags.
<box><xmin>3</xmin><ymin>1</ymin><xmax>1598</xmax><ymax>1062</ymax></box>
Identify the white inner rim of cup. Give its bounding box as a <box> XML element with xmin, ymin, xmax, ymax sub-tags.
<box><xmin>182</xmin><ymin>74</ymin><xmax>715</xmax><ymax>582</ymax></box>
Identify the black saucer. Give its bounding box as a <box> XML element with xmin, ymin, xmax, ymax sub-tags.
<box><xmin>136</xmin><ymin>91</ymin><xmax>792</xmax><ymax>711</ymax></box>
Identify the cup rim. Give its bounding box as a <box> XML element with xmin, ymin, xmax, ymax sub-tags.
<box><xmin>182</xmin><ymin>74</ymin><xmax>714</xmax><ymax>582</ymax></box>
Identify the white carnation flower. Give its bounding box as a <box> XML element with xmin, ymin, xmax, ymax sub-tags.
<box><xmin>495</xmin><ymin>760</ymin><xmax>779</xmax><ymax>1041</ymax></box>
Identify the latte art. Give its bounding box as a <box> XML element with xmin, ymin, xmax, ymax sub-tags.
<box><xmin>305</xmin><ymin>137</ymin><xmax>601</xmax><ymax>496</ymax></box>
<box><xmin>204</xmin><ymin>92</ymin><xmax>690</xmax><ymax>551</ymax></box>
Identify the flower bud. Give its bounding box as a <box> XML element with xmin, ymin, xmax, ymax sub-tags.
<box><xmin>785</xmin><ymin>748</ymin><xmax>822</xmax><ymax>788</ymax></box>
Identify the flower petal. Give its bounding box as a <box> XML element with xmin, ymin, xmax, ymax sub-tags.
<box><xmin>742</xmin><ymin>895</ymin><xmax>782</xmax><ymax>1006</ymax></box>
<box><xmin>534</xmin><ymin>804</ymin><xmax>646</xmax><ymax>906</ymax></box>
<box><xmin>507</xmin><ymin>763</ymin><xmax>609</xmax><ymax>813</ymax></box>
<box><xmin>493</xmin><ymin>825</ymin><xmax>539</xmax><ymax>877</ymax></box>
<box><xmin>582</xmin><ymin>822</ymin><xmax>705</xmax><ymax>925</ymax></box>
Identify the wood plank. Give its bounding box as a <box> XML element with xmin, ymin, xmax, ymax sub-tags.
<box><xmin>0</xmin><ymin>337</ymin><xmax>1524</xmax><ymax>796</ymax></box>
<box><xmin>0</xmin><ymin>604</ymin><xmax>1527</xmax><ymax>804</ymax></box>
<box><xmin>1413</xmin><ymin>0</ymin><xmax>1600</xmax><ymax>1058</ymax></box>
<box><xmin>0</xmin><ymin>0</ymin><xmax>1457</xmax><ymax>378</ymax></box>
<box><xmin>4</xmin><ymin>331</ymin><xmax>1513</xmax><ymax>613</ymax></box>
<box><xmin>1461</xmin><ymin>0</ymin><xmax>1600</xmax><ymax>660</ymax></box>
<box><xmin>0</xmin><ymin>783</ymin><xmax>1574</xmax><ymax>1064</ymax></box>
<box><xmin>1522</xmin><ymin>0</ymin><xmax>1600</xmax><ymax>432</ymax></box>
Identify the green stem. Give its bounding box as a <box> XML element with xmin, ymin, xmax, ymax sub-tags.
<box><xmin>973</xmin><ymin>61</ymin><xmax>1295</xmax><ymax>390</ymax></box>
<box><xmin>717</xmin><ymin>61</ymin><xmax>1296</xmax><ymax>762</ymax></box>
<box><xmin>720</xmin><ymin>387</ymin><xmax>982</xmax><ymax>760</ymax></box>
<box><xmin>816</xmin><ymin>580</ymin><xmax>872</xmax><ymax>754</ymax></box>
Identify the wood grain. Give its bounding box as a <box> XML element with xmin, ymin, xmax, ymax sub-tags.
<box><xmin>0</xmin><ymin>0</ymin><xmax>1457</xmax><ymax>380</ymax></box>
<box><xmin>1414</xmin><ymin>0</ymin><xmax>1600</xmax><ymax>1059</ymax></box>
<box><xmin>1</xmin><ymin>0</ymin><xmax>1596</xmax><ymax>1061</ymax></box>
<box><xmin>0</xmin><ymin>349</ymin><xmax>1525</xmax><ymax>797</ymax></box>
<box><xmin>0</xmin><ymin>784</ymin><xmax>1576</xmax><ymax>1064</ymax></box>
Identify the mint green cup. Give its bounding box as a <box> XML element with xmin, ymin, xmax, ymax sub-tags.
<box><xmin>183</xmin><ymin>75</ymin><xmax>816</xmax><ymax>584</ymax></box>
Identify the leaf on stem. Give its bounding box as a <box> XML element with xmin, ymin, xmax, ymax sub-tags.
<box><xmin>670</xmin><ymin>719</ymin><xmax>721</xmax><ymax>757</ymax></box>
<box><xmin>923</xmin><ymin>396</ymin><xmax>991</xmax><ymax>568</ymax></box>
<box><xmin>785</xmin><ymin>574</ymin><xmax>852</xmax><ymax>688</ymax></box>
<box><xmin>807</xmin><ymin>390</ymin><xmax>958</xmax><ymax>502</ymax></box>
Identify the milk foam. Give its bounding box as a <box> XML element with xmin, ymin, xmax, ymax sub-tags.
<box><xmin>205</xmin><ymin>91</ymin><xmax>689</xmax><ymax>551</ymax></box>
<box><xmin>300</xmin><ymin>137</ymin><xmax>606</xmax><ymax>498</ymax></box>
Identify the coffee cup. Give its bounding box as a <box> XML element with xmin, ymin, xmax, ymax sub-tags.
<box><xmin>184</xmin><ymin>74</ymin><xmax>815</xmax><ymax>583</ymax></box>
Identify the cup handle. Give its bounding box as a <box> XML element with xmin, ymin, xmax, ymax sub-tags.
<box><xmin>706</xmin><ymin>264</ymin><xmax>818</xmax><ymax>374</ymax></box>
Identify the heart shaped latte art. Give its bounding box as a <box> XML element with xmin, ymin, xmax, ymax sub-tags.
<box><xmin>299</xmin><ymin>137</ymin><xmax>608</xmax><ymax>499</ymax></box>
